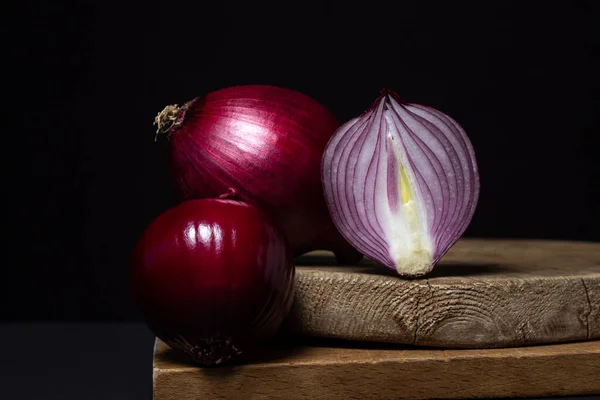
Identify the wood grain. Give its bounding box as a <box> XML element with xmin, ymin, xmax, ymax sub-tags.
<box><xmin>153</xmin><ymin>338</ymin><xmax>600</xmax><ymax>400</ymax></box>
<box><xmin>285</xmin><ymin>239</ymin><xmax>600</xmax><ymax>348</ymax></box>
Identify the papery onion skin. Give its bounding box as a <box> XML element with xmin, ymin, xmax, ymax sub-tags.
<box><xmin>322</xmin><ymin>90</ymin><xmax>480</xmax><ymax>277</ymax></box>
<box><xmin>130</xmin><ymin>198</ymin><xmax>295</xmax><ymax>366</ymax></box>
<box><xmin>155</xmin><ymin>85</ymin><xmax>361</xmax><ymax>263</ymax></box>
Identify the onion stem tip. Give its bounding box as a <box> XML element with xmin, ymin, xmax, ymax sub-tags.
<box><xmin>154</xmin><ymin>102</ymin><xmax>191</xmax><ymax>141</ymax></box>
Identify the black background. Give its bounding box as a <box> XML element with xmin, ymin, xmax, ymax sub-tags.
<box><xmin>3</xmin><ymin>0</ymin><xmax>599</xmax><ymax>321</ymax></box>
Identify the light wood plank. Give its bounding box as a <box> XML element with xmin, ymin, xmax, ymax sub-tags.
<box><xmin>154</xmin><ymin>338</ymin><xmax>600</xmax><ymax>399</ymax></box>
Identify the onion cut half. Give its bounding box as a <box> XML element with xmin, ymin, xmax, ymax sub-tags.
<box><xmin>321</xmin><ymin>90</ymin><xmax>480</xmax><ymax>276</ymax></box>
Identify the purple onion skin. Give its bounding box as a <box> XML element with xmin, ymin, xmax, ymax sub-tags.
<box><xmin>130</xmin><ymin>199</ymin><xmax>295</xmax><ymax>366</ymax></box>
<box><xmin>322</xmin><ymin>90</ymin><xmax>480</xmax><ymax>277</ymax></box>
<box><xmin>157</xmin><ymin>85</ymin><xmax>362</xmax><ymax>264</ymax></box>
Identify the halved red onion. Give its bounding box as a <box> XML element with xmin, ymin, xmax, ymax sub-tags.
<box><xmin>321</xmin><ymin>90</ymin><xmax>480</xmax><ymax>276</ymax></box>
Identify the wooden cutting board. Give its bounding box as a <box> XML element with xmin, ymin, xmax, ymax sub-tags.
<box><xmin>152</xmin><ymin>239</ymin><xmax>600</xmax><ymax>400</ymax></box>
<box><xmin>286</xmin><ymin>239</ymin><xmax>600</xmax><ymax>348</ymax></box>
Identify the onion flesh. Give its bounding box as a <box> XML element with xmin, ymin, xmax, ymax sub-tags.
<box><xmin>322</xmin><ymin>90</ymin><xmax>480</xmax><ymax>276</ymax></box>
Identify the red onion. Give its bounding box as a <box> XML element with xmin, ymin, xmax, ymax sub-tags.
<box><xmin>154</xmin><ymin>85</ymin><xmax>361</xmax><ymax>263</ymax></box>
<box><xmin>322</xmin><ymin>90</ymin><xmax>480</xmax><ymax>277</ymax></box>
<box><xmin>130</xmin><ymin>198</ymin><xmax>294</xmax><ymax>366</ymax></box>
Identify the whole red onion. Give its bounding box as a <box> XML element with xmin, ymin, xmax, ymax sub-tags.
<box><xmin>130</xmin><ymin>198</ymin><xmax>294</xmax><ymax>366</ymax></box>
<box><xmin>154</xmin><ymin>85</ymin><xmax>361</xmax><ymax>263</ymax></box>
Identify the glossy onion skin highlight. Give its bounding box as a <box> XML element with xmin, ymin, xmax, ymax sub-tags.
<box><xmin>158</xmin><ymin>85</ymin><xmax>361</xmax><ymax>263</ymax></box>
<box><xmin>322</xmin><ymin>90</ymin><xmax>480</xmax><ymax>276</ymax></box>
<box><xmin>130</xmin><ymin>199</ymin><xmax>295</xmax><ymax>366</ymax></box>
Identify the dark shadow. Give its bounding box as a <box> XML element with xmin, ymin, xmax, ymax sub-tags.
<box><xmin>426</xmin><ymin>262</ymin><xmax>520</xmax><ymax>278</ymax></box>
<box><xmin>157</xmin><ymin>333</ymin><xmax>311</xmax><ymax>375</ymax></box>
<box><xmin>272</xmin><ymin>333</ymin><xmax>577</xmax><ymax>352</ymax></box>
<box><xmin>160</xmin><ymin>346</ymin><xmax>198</xmax><ymax>367</ymax></box>
<box><xmin>296</xmin><ymin>253</ymin><xmax>398</xmax><ymax>277</ymax></box>
<box><xmin>280</xmin><ymin>333</ymin><xmax>421</xmax><ymax>351</ymax></box>
<box><xmin>196</xmin><ymin>341</ymin><xmax>312</xmax><ymax>380</ymax></box>
<box><xmin>294</xmin><ymin>252</ymin><xmax>338</xmax><ymax>266</ymax></box>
